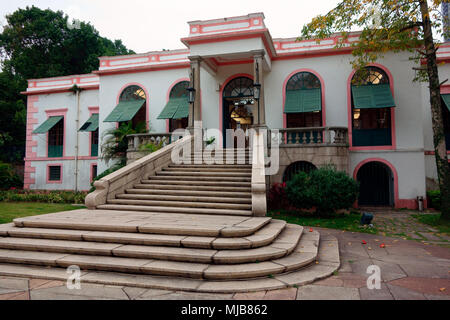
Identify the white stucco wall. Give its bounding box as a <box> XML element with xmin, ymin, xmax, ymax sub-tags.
<box><xmin>29</xmin><ymin>89</ymin><xmax>99</xmax><ymax>191</ymax></box>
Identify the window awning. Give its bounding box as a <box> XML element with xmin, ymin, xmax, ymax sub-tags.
<box><xmin>442</xmin><ymin>94</ymin><xmax>450</xmax><ymax>111</ymax></box>
<box><xmin>352</xmin><ymin>84</ymin><xmax>395</xmax><ymax>109</ymax></box>
<box><xmin>79</xmin><ymin>114</ymin><xmax>99</xmax><ymax>132</ymax></box>
<box><xmin>33</xmin><ymin>116</ymin><xmax>63</xmax><ymax>134</ymax></box>
<box><xmin>103</xmin><ymin>100</ymin><xmax>145</xmax><ymax>122</ymax></box>
<box><xmin>157</xmin><ymin>97</ymin><xmax>189</xmax><ymax>119</ymax></box>
<box><xmin>284</xmin><ymin>89</ymin><xmax>322</xmax><ymax>113</ymax></box>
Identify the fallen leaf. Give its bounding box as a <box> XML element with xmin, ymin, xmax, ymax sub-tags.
<box><xmin>374</xmin><ymin>239</ymin><xmax>379</xmax><ymax>242</ymax></box>
<box><xmin>309</xmin><ymin>228</ymin><xmax>313</xmax><ymax>233</ymax></box>
<box><xmin>380</xmin><ymin>243</ymin><xmax>386</xmax><ymax>248</ymax></box>
<box><xmin>362</xmin><ymin>240</ymin><xmax>367</xmax><ymax>245</ymax></box>
<box><xmin>368</xmin><ymin>247</ymin><xmax>372</xmax><ymax>250</ymax></box>
<box><xmin>439</xmin><ymin>288</ymin><xmax>446</xmax><ymax>292</ymax></box>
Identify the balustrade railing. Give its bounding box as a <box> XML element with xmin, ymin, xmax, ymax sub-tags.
<box><xmin>272</xmin><ymin>127</ymin><xmax>348</xmax><ymax>147</ymax></box>
<box><xmin>127</xmin><ymin>133</ymin><xmax>173</xmax><ymax>152</ymax></box>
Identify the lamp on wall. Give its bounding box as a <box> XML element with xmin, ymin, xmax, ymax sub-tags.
<box><xmin>187</xmin><ymin>86</ymin><xmax>196</xmax><ymax>104</ymax></box>
<box><xmin>253</xmin><ymin>82</ymin><xmax>261</xmax><ymax>125</ymax></box>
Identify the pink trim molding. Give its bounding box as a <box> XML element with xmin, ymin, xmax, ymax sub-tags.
<box><xmin>46</xmin><ymin>163</ymin><xmax>63</xmax><ymax>184</ymax></box>
<box><xmin>347</xmin><ymin>63</ymin><xmax>397</xmax><ymax>151</ymax></box>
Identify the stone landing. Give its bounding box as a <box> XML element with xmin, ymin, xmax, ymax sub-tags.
<box><xmin>0</xmin><ymin>210</ymin><xmax>340</xmax><ymax>293</ymax></box>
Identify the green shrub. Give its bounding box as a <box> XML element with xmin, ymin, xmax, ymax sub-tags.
<box><xmin>0</xmin><ymin>162</ymin><xmax>23</xmax><ymax>190</ymax></box>
<box><xmin>427</xmin><ymin>190</ymin><xmax>441</xmax><ymax>210</ymax></box>
<box><xmin>0</xmin><ymin>190</ymin><xmax>87</xmax><ymax>204</ymax></box>
<box><xmin>138</xmin><ymin>138</ymin><xmax>166</xmax><ymax>154</ymax></box>
<box><xmin>285</xmin><ymin>166</ymin><xmax>359</xmax><ymax>216</ymax></box>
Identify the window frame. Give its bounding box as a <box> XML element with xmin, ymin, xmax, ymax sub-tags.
<box><xmin>47</xmin><ymin>164</ymin><xmax>62</xmax><ymax>184</ymax></box>
<box><xmin>347</xmin><ymin>64</ymin><xmax>396</xmax><ymax>151</ymax></box>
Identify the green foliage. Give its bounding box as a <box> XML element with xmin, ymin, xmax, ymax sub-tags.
<box><xmin>0</xmin><ymin>189</ymin><xmax>86</xmax><ymax>204</ymax></box>
<box><xmin>0</xmin><ymin>162</ymin><xmax>23</xmax><ymax>190</ymax></box>
<box><xmin>138</xmin><ymin>139</ymin><xmax>166</xmax><ymax>154</ymax></box>
<box><xmin>205</xmin><ymin>137</ymin><xmax>216</xmax><ymax>146</ymax></box>
<box><xmin>299</xmin><ymin>0</ymin><xmax>444</xmax><ymax>72</ymax></box>
<box><xmin>0</xmin><ymin>6</ymin><xmax>133</xmax><ymax>163</ymax></box>
<box><xmin>285</xmin><ymin>166</ymin><xmax>359</xmax><ymax>216</ymax></box>
<box><xmin>427</xmin><ymin>190</ymin><xmax>441</xmax><ymax>210</ymax></box>
<box><xmin>101</xmin><ymin>122</ymin><xmax>147</xmax><ymax>166</ymax></box>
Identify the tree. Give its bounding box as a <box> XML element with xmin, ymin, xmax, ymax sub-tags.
<box><xmin>300</xmin><ymin>0</ymin><xmax>450</xmax><ymax>220</ymax></box>
<box><xmin>0</xmin><ymin>6</ymin><xmax>134</xmax><ymax>164</ymax></box>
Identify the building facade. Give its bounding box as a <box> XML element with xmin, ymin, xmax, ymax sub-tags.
<box><xmin>22</xmin><ymin>13</ymin><xmax>450</xmax><ymax>209</ymax></box>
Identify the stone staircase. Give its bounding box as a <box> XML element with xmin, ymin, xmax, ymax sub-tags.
<box><xmin>0</xmin><ymin>210</ymin><xmax>339</xmax><ymax>292</ymax></box>
<box><xmin>0</xmin><ymin>137</ymin><xmax>340</xmax><ymax>293</ymax></box>
<box><xmin>97</xmin><ymin>149</ymin><xmax>254</xmax><ymax>216</ymax></box>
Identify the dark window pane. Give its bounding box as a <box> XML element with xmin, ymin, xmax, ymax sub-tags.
<box><xmin>49</xmin><ymin>166</ymin><xmax>61</xmax><ymax>181</ymax></box>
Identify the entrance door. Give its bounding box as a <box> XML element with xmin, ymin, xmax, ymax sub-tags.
<box><xmin>222</xmin><ymin>77</ymin><xmax>255</xmax><ymax>147</ymax></box>
<box><xmin>357</xmin><ymin>161</ymin><xmax>394</xmax><ymax>206</ymax></box>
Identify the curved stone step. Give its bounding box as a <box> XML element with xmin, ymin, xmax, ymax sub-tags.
<box><xmin>136</xmin><ymin>183</ymin><xmax>251</xmax><ymax>191</ymax></box>
<box><xmin>125</xmin><ymin>188</ymin><xmax>251</xmax><ymax>199</ymax></box>
<box><xmin>97</xmin><ymin>204</ymin><xmax>252</xmax><ymax>216</ymax></box>
<box><xmin>116</xmin><ymin>194</ymin><xmax>252</xmax><ymax>204</ymax></box>
<box><xmin>0</xmin><ymin>220</ymin><xmax>285</xmax><ymax>250</ymax></box>
<box><xmin>13</xmin><ymin>211</ymin><xmax>270</xmax><ymax>237</ymax></box>
<box><xmin>0</xmin><ymin>230</ymin><xmax>332</xmax><ymax>284</ymax></box>
<box><xmin>106</xmin><ymin>199</ymin><xmax>252</xmax><ymax>210</ymax></box>
<box><xmin>0</xmin><ymin>226</ymin><xmax>301</xmax><ymax>265</ymax></box>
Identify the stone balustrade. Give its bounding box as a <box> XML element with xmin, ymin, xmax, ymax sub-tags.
<box><xmin>85</xmin><ymin>135</ymin><xmax>193</xmax><ymax>209</ymax></box>
<box><xmin>272</xmin><ymin>127</ymin><xmax>348</xmax><ymax>147</ymax></box>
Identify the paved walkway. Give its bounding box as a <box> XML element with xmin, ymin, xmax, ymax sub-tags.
<box><xmin>369</xmin><ymin>208</ymin><xmax>450</xmax><ymax>246</ymax></box>
<box><xmin>0</xmin><ymin>227</ymin><xmax>448</xmax><ymax>300</ymax></box>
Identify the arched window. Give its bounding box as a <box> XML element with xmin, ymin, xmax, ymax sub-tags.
<box><xmin>120</xmin><ymin>85</ymin><xmax>146</xmax><ymax>101</ymax></box>
<box><xmin>169</xmin><ymin>81</ymin><xmax>189</xmax><ymax>131</ymax></box>
<box><xmin>285</xmin><ymin>72</ymin><xmax>322</xmax><ymax>129</ymax></box>
<box><xmin>170</xmin><ymin>81</ymin><xmax>189</xmax><ymax>98</ymax></box>
<box><xmin>283</xmin><ymin>161</ymin><xmax>317</xmax><ymax>182</ymax></box>
<box><xmin>223</xmin><ymin>77</ymin><xmax>254</xmax><ymax>98</ymax></box>
<box><xmin>104</xmin><ymin>84</ymin><xmax>147</xmax><ymax>131</ymax></box>
<box><xmin>351</xmin><ymin>66</ymin><xmax>395</xmax><ymax>147</ymax></box>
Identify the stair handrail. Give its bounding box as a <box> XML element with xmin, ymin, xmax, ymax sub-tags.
<box><xmin>85</xmin><ymin>135</ymin><xmax>193</xmax><ymax>210</ymax></box>
<box><xmin>251</xmin><ymin>130</ymin><xmax>267</xmax><ymax>217</ymax></box>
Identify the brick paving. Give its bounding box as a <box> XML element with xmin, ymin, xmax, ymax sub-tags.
<box><xmin>0</xmin><ymin>227</ymin><xmax>448</xmax><ymax>300</ymax></box>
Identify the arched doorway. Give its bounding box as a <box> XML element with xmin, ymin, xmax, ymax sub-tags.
<box><xmin>283</xmin><ymin>161</ymin><xmax>317</xmax><ymax>182</ymax></box>
<box><xmin>357</xmin><ymin>161</ymin><xmax>394</xmax><ymax>206</ymax></box>
<box><xmin>222</xmin><ymin>76</ymin><xmax>255</xmax><ymax>147</ymax></box>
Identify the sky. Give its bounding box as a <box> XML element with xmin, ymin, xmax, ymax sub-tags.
<box><xmin>0</xmin><ymin>0</ymin><xmax>342</xmax><ymax>54</ymax></box>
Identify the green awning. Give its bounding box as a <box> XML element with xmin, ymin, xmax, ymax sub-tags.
<box><xmin>33</xmin><ymin>116</ymin><xmax>63</xmax><ymax>134</ymax></box>
<box><xmin>103</xmin><ymin>100</ymin><xmax>145</xmax><ymax>122</ymax></box>
<box><xmin>352</xmin><ymin>84</ymin><xmax>395</xmax><ymax>109</ymax></box>
<box><xmin>284</xmin><ymin>89</ymin><xmax>322</xmax><ymax>113</ymax></box>
<box><xmin>158</xmin><ymin>97</ymin><xmax>189</xmax><ymax>119</ymax></box>
<box><xmin>442</xmin><ymin>94</ymin><xmax>450</xmax><ymax>111</ymax></box>
<box><xmin>79</xmin><ymin>114</ymin><xmax>99</xmax><ymax>132</ymax></box>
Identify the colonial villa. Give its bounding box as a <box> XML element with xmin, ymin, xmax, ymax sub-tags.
<box><xmin>22</xmin><ymin>12</ymin><xmax>450</xmax><ymax>210</ymax></box>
